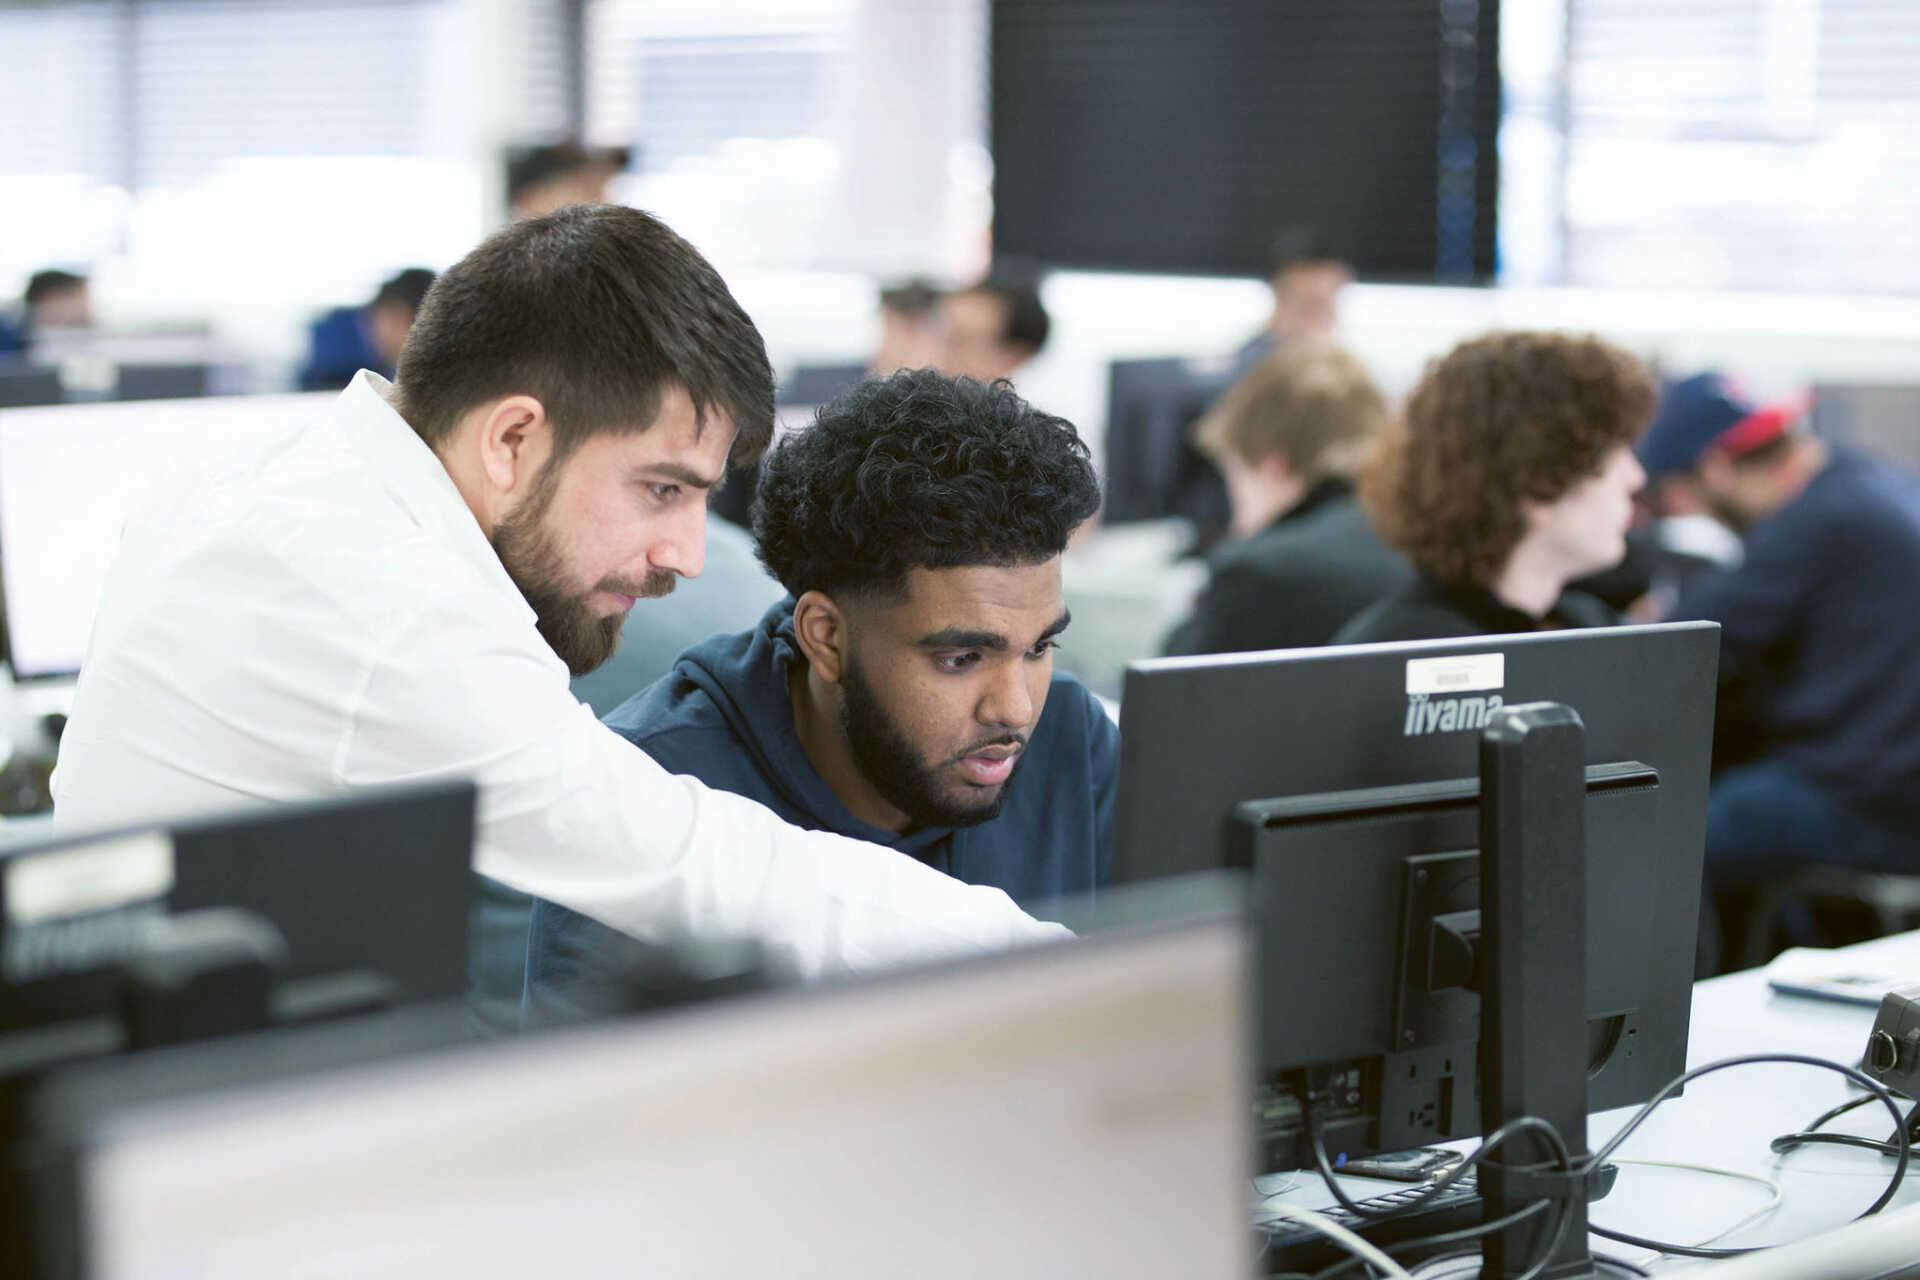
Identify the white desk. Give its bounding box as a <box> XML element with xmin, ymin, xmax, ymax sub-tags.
<box><xmin>1258</xmin><ymin>930</ymin><xmax>1920</xmax><ymax>1273</ymax></box>
<box><xmin>1597</xmin><ymin>929</ymin><xmax>1920</xmax><ymax>1271</ymax></box>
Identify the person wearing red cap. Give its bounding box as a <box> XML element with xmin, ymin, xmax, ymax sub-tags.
<box><xmin>1641</xmin><ymin>372</ymin><xmax>1920</xmax><ymax>967</ymax></box>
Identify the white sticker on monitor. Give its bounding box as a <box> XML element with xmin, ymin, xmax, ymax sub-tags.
<box><xmin>4</xmin><ymin>831</ymin><xmax>175</xmax><ymax>926</ymax></box>
<box><xmin>1405</xmin><ymin>652</ymin><xmax>1505</xmax><ymax>696</ymax></box>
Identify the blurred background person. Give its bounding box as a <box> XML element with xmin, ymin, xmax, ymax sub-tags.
<box><xmin>777</xmin><ymin>278</ymin><xmax>948</xmax><ymax>406</ymax></box>
<box><xmin>1337</xmin><ymin>332</ymin><xmax>1653</xmax><ymax>644</ymax></box>
<box><xmin>25</xmin><ymin>269</ymin><xmax>94</xmax><ymax>333</ymax></box>
<box><xmin>1235</xmin><ymin>229</ymin><xmax>1352</xmax><ymax>374</ymax></box>
<box><xmin>869</xmin><ymin>278</ymin><xmax>945</xmax><ymax>376</ymax></box>
<box><xmin>1638</xmin><ymin>371</ymin><xmax>1920</xmax><ymax>963</ymax></box>
<box><xmin>505</xmin><ymin>141</ymin><xmax>632</xmax><ymax>220</ymax></box>
<box><xmin>1162</xmin><ymin>343</ymin><xmax>1407</xmax><ymax>655</ymax></box>
<box><xmin>0</xmin><ymin>269</ymin><xmax>95</xmax><ymax>353</ymax></box>
<box><xmin>298</xmin><ymin>267</ymin><xmax>436</xmax><ymax>392</ymax></box>
<box><xmin>938</xmin><ymin>272</ymin><xmax>1050</xmax><ymax>384</ymax></box>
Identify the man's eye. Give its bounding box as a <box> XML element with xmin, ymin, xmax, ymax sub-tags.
<box><xmin>938</xmin><ymin>652</ymin><xmax>982</xmax><ymax>672</ymax></box>
<box><xmin>1028</xmin><ymin>638</ymin><xmax>1059</xmax><ymax>659</ymax></box>
<box><xmin>648</xmin><ymin>484</ymin><xmax>681</xmax><ymax>502</ymax></box>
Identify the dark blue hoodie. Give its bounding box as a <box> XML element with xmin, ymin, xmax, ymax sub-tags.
<box><xmin>1672</xmin><ymin>447</ymin><xmax>1920</xmax><ymax>836</ymax></box>
<box><xmin>524</xmin><ymin>599</ymin><xmax>1117</xmax><ymax>1013</ymax></box>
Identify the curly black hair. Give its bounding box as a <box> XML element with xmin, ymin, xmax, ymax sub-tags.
<box><xmin>752</xmin><ymin>368</ymin><xmax>1101</xmax><ymax>600</ymax></box>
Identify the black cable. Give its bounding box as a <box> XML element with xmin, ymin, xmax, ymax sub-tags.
<box><xmin>1396</xmin><ymin>1250</ymin><xmax>1652</xmax><ymax>1279</ymax></box>
<box><xmin>1297</xmin><ymin>1072</ymin><xmax>1570</xmax><ymax>1222</ymax></box>
<box><xmin>1513</xmin><ymin>1155</ymin><xmax>1580</xmax><ymax>1280</ymax></box>
<box><xmin>1296</xmin><ymin>1074</ymin><xmax>1575</xmax><ymax>1280</ymax></box>
<box><xmin>1803</xmin><ymin>1090</ymin><xmax>1877</xmax><ymax>1132</ymax></box>
<box><xmin>1770</xmin><ymin>1098</ymin><xmax>1920</xmax><ymax>1160</ymax></box>
<box><xmin>1391</xmin><ymin>1197</ymin><xmax>1551</xmax><ymax>1254</ymax></box>
<box><xmin>1303</xmin><ymin>1202</ymin><xmax>1554</xmax><ymax>1280</ymax></box>
<box><xmin>1586</xmin><ymin>1052</ymin><xmax>1913</xmax><ymax>1260</ymax></box>
<box><xmin>1770</xmin><ymin>1131</ymin><xmax>1907</xmax><ymax>1159</ymax></box>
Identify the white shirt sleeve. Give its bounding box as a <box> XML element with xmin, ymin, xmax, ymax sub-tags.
<box><xmin>337</xmin><ymin>597</ymin><xmax>1067</xmax><ymax>981</ymax></box>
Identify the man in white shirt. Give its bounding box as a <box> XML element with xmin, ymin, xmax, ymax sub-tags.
<box><xmin>53</xmin><ymin>205</ymin><xmax>1062</xmax><ymax>982</ymax></box>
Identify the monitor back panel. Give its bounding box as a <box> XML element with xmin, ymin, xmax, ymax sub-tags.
<box><xmin>1115</xmin><ymin>623</ymin><xmax>1719</xmax><ymax>1142</ymax></box>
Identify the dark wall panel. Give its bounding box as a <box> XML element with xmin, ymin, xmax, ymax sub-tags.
<box><xmin>990</xmin><ymin>0</ymin><xmax>1500</xmax><ymax>282</ymax></box>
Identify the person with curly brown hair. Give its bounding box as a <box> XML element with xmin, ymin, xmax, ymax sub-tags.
<box><xmin>1334</xmin><ymin>331</ymin><xmax>1653</xmax><ymax>644</ymax></box>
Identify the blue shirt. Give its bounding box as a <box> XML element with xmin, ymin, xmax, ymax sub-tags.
<box><xmin>1673</xmin><ymin>448</ymin><xmax>1920</xmax><ymax>836</ymax></box>
<box><xmin>525</xmin><ymin>599</ymin><xmax>1117</xmax><ymax>1017</ymax></box>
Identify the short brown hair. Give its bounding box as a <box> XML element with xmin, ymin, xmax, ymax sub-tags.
<box><xmin>1194</xmin><ymin>343</ymin><xmax>1386</xmax><ymax>483</ymax></box>
<box><xmin>394</xmin><ymin>204</ymin><xmax>774</xmax><ymax>465</ymax></box>
<box><xmin>1361</xmin><ymin>332</ymin><xmax>1653</xmax><ymax>586</ymax></box>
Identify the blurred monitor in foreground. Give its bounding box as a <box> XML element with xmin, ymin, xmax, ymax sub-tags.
<box><xmin>1</xmin><ymin>781</ymin><xmax>476</xmax><ymax>1058</ymax></box>
<box><xmin>2</xmin><ymin>781</ymin><xmax>477</xmax><ymax>1275</ymax></box>
<box><xmin>22</xmin><ymin>881</ymin><xmax>1252</xmax><ymax>1280</ymax></box>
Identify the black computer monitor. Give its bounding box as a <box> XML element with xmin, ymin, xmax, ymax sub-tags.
<box><xmin>0</xmin><ymin>363</ymin><xmax>63</xmax><ymax>409</ymax></box>
<box><xmin>112</xmin><ymin>363</ymin><xmax>213</xmax><ymax>402</ymax></box>
<box><xmin>0</xmin><ymin>781</ymin><xmax>477</xmax><ymax>1066</ymax></box>
<box><xmin>1101</xmin><ymin>356</ymin><xmax>1236</xmax><ymax>544</ymax></box>
<box><xmin>779</xmin><ymin>361</ymin><xmax>866</xmax><ymax>406</ymax></box>
<box><xmin>1114</xmin><ymin>622</ymin><xmax>1717</xmax><ymax>1167</ymax></box>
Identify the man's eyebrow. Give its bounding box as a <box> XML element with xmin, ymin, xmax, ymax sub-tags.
<box><xmin>917</xmin><ymin>612</ymin><xmax>1072</xmax><ymax>651</ymax></box>
<box><xmin>918</xmin><ymin>628</ymin><xmax>1008</xmax><ymax>651</ymax></box>
<box><xmin>635</xmin><ymin>462</ymin><xmax>725</xmax><ymax>491</ymax></box>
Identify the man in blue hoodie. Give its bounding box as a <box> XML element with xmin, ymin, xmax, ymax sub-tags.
<box><xmin>1640</xmin><ymin>373</ymin><xmax>1920</xmax><ymax>966</ymax></box>
<box><xmin>525</xmin><ymin>368</ymin><xmax>1113</xmax><ymax>1018</ymax></box>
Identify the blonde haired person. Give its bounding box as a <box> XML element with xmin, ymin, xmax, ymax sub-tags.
<box><xmin>1163</xmin><ymin>342</ymin><xmax>1407</xmax><ymax>655</ymax></box>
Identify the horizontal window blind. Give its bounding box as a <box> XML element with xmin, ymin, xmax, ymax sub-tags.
<box><xmin>0</xmin><ymin>2</ymin><xmax>123</xmax><ymax>183</ymax></box>
<box><xmin>1563</xmin><ymin>0</ymin><xmax>1920</xmax><ymax>294</ymax></box>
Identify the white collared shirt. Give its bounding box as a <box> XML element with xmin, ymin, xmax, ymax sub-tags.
<box><xmin>52</xmin><ymin>374</ymin><xmax>1061</xmax><ymax>978</ymax></box>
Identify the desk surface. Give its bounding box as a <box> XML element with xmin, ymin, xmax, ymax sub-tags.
<box><xmin>1258</xmin><ymin>930</ymin><xmax>1920</xmax><ymax>1273</ymax></box>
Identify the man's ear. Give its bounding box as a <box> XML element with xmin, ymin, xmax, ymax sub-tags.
<box><xmin>474</xmin><ymin>395</ymin><xmax>553</xmax><ymax>498</ymax></box>
<box><xmin>790</xmin><ymin>590</ymin><xmax>850</xmax><ymax>684</ymax></box>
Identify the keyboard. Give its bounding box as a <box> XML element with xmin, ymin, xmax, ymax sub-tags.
<box><xmin>1256</xmin><ymin>1170</ymin><xmax>1484</xmax><ymax>1274</ymax></box>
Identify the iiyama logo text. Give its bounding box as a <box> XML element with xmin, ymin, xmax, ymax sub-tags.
<box><xmin>1403</xmin><ymin>692</ymin><xmax>1504</xmax><ymax>736</ymax></box>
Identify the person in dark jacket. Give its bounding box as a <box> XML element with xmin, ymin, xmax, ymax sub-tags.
<box><xmin>1163</xmin><ymin>342</ymin><xmax>1408</xmax><ymax>655</ymax></box>
<box><xmin>1335</xmin><ymin>332</ymin><xmax>1652</xmax><ymax>644</ymax></box>
<box><xmin>1640</xmin><ymin>372</ymin><xmax>1920</xmax><ymax>926</ymax></box>
<box><xmin>298</xmin><ymin>267</ymin><xmax>436</xmax><ymax>392</ymax></box>
<box><xmin>526</xmin><ymin>369</ymin><xmax>1113</xmax><ymax>1020</ymax></box>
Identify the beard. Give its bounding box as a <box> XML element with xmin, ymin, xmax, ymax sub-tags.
<box><xmin>838</xmin><ymin>650</ymin><xmax>1026</xmax><ymax>830</ymax></box>
<box><xmin>491</xmin><ymin>470</ymin><xmax>675</xmax><ymax>676</ymax></box>
<box><xmin>1701</xmin><ymin>490</ymin><xmax>1756</xmax><ymax>536</ymax></box>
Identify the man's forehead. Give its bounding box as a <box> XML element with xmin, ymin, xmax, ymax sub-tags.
<box><xmin>601</xmin><ymin>395</ymin><xmax>737</xmax><ymax>476</ymax></box>
<box><xmin>873</xmin><ymin>562</ymin><xmax>1066</xmax><ymax>628</ymax></box>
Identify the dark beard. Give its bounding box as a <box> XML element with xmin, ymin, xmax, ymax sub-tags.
<box><xmin>492</xmin><ymin>471</ymin><xmax>674</xmax><ymax>676</ymax></box>
<box><xmin>838</xmin><ymin>652</ymin><xmax>1023</xmax><ymax>830</ymax></box>
<box><xmin>1701</xmin><ymin>491</ymin><xmax>1755</xmax><ymax>537</ymax></box>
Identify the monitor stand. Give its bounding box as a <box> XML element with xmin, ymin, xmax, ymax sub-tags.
<box><xmin>1474</xmin><ymin>703</ymin><xmax>1638</xmax><ymax>1280</ymax></box>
